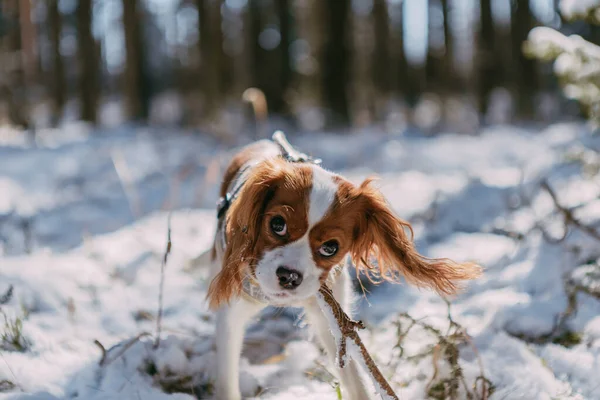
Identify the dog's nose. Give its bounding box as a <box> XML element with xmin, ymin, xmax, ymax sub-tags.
<box><xmin>276</xmin><ymin>266</ymin><xmax>303</xmax><ymax>289</ymax></box>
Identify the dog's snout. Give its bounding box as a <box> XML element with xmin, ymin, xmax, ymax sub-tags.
<box><xmin>276</xmin><ymin>266</ymin><xmax>303</xmax><ymax>289</ymax></box>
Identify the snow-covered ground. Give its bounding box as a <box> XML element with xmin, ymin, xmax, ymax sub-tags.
<box><xmin>1</xmin><ymin>123</ymin><xmax>600</xmax><ymax>400</ymax></box>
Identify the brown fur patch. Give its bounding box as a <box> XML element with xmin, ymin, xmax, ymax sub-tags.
<box><xmin>349</xmin><ymin>178</ymin><xmax>481</xmax><ymax>294</ymax></box>
<box><xmin>219</xmin><ymin>141</ymin><xmax>280</xmax><ymax>197</ymax></box>
<box><xmin>311</xmin><ymin>176</ymin><xmax>481</xmax><ymax>294</ymax></box>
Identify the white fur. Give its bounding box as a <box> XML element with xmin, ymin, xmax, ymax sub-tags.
<box><xmin>214</xmin><ymin>297</ymin><xmax>265</xmax><ymax>400</ymax></box>
<box><xmin>308</xmin><ymin>165</ymin><xmax>338</xmax><ymax>225</ymax></box>
<box><xmin>255</xmin><ymin>236</ymin><xmax>322</xmax><ymax>303</ymax></box>
<box><xmin>212</xmin><ymin>162</ymin><xmax>373</xmax><ymax>400</ymax></box>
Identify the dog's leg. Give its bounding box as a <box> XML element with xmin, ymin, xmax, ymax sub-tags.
<box><xmin>304</xmin><ymin>268</ymin><xmax>373</xmax><ymax>400</ymax></box>
<box><xmin>215</xmin><ymin>297</ymin><xmax>265</xmax><ymax>400</ymax></box>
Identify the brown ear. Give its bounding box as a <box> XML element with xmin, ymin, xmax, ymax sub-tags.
<box><xmin>207</xmin><ymin>159</ymin><xmax>287</xmax><ymax>309</ymax></box>
<box><xmin>350</xmin><ymin>179</ymin><xmax>481</xmax><ymax>295</ymax></box>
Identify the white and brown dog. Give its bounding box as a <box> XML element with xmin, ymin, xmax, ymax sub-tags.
<box><xmin>206</xmin><ymin>132</ymin><xmax>481</xmax><ymax>400</ymax></box>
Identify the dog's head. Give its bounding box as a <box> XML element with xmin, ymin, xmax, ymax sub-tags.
<box><xmin>207</xmin><ymin>158</ymin><xmax>481</xmax><ymax>308</ymax></box>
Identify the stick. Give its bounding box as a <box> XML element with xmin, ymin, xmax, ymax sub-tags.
<box><xmin>97</xmin><ymin>332</ymin><xmax>152</xmax><ymax>366</ymax></box>
<box><xmin>94</xmin><ymin>339</ymin><xmax>107</xmax><ymax>365</ymax></box>
<box><xmin>316</xmin><ymin>286</ymin><xmax>398</xmax><ymax>400</ymax></box>
<box><xmin>154</xmin><ymin>214</ymin><xmax>172</xmax><ymax>348</ymax></box>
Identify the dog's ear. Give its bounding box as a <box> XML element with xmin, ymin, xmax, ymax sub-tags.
<box><xmin>207</xmin><ymin>159</ymin><xmax>288</xmax><ymax>309</ymax></box>
<box><xmin>350</xmin><ymin>179</ymin><xmax>481</xmax><ymax>295</ymax></box>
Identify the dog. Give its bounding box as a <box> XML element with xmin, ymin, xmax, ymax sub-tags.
<box><xmin>206</xmin><ymin>132</ymin><xmax>481</xmax><ymax>400</ymax></box>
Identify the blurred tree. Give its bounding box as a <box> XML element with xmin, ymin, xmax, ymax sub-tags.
<box><xmin>441</xmin><ymin>0</ymin><xmax>453</xmax><ymax>89</ymax></box>
<box><xmin>477</xmin><ymin>0</ymin><xmax>498</xmax><ymax>117</ymax></box>
<box><xmin>122</xmin><ymin>0</ymin><xmax>151</xmax><ymax>121</ymax></box>
<box><xmin>0</xmin><ymin>0</ymin><xmax>29</xmax><ymax>127</ymax></box>
<box><xmin>48</xmin><ymin>0</ymin><xmax>65</xmax><ymax>122</ymax></box>
<box><xmin>248</xmin><ymin>0</ymin><xmax>291</xmax><ymax>117</ymax></box>
<box><xmin>275</xmin><ymin>0</ymin><xmax>292</xmax><ymax>111</ymax></box>
<box><xmin>372</xmin><ymin>0</ymin><xmax>391</xmax><ymax>102</ymax></box>
<box><xmin>197</xmin><ymin>0</ymin><xmax>224</xmax><ymax>120</ymax></box>
<box><xmin>18</xmin><ymin>0</ymin><xmax>35</xmax><ymax>84</ymax></box>
<box><xmin>76</xmin><ymin>0</ymin><xmax>98</xmax><ymax>123</ymax></box>
<box><xmin>511</xmin><ymin>0</ymin><xmax>538</xmax><ymax>118</ymax></box>
<box><xmin>425</xmin><ymin>0</ymin><xmax>449</xmax><ymax>94</ymax></box>
<box><xmin>291</xmin><ymin>0</ymin><xmax>324</xmax><ymax>126</ymax></box>
<box><xmin>321</xmin><ymin>0</ymin><xmax>351</xmax><ymax>126</ymax></box>
<box><xmin>392</xmin><ymin>1</ymin><xmax>411</xmax><ymax>103</ymax></box>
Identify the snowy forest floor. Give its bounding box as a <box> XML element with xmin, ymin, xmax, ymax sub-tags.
<box><xmin>1</xmin><ymin>122</ymin><xmax>600</xmax><ymax>400</ymax></box>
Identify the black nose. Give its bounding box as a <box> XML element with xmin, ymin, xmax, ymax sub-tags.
<box><xmin>276</xmin><ymin>266</ymin><xmax>303</xmax><ymax>289</ymax></box>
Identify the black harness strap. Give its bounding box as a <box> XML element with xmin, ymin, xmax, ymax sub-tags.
<box><xmin>216</xmin><ymin>165</ymin><xmax>250</xmax><ymax>220</ymax></box>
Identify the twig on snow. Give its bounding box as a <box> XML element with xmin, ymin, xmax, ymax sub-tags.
<box><xmin>154</xmin><ymin>213</ymin><xmax>172</xmax><ymax>349</ymax></box>
<box><xmin>393</xmin><ymin>300</ymin><xmax>493</xmax><ymax>400</ymax></box>
<box><xmin>94</xmin><ymin>339</ymin><xmax>107</xmax><ymax>365</ymax></box>
<box><xmin>316</xmin><ymin>286</ymin><xmax>398</xmax><ymax>400</ymax></box>
<box><xmin>541</xmin><ymin>180</ymin><xmax>600</xmax><ymax>242</ymax></box>
<box><xmin>0</xmin><ymin>286</ymin><xmax>13</xmax><ymax>305</ymax></box>
<box><xmin>96</xmin><ymin>332</ymin><xmax>152</xmax><ymax>367</ymax></box>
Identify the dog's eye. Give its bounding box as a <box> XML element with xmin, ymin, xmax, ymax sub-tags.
<box><xmin>270</xmin><ymin>216</ymin><xmax>287</xmax><ymax>236</ymax></box>
<box><xmin>318</xmin><ymin>240</ymin><xmax>339</xmax><ymax>257</ymax></box>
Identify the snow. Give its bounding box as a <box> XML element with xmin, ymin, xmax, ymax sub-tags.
<box><xmin>560</xmin><ymin>0</ymin><xmax>600</xmax><ymax>20</ymax></box>
<box><xmin>1</xmin><ymin>122</ymin><xmax>600</xmax><ymax>399</ymax></box>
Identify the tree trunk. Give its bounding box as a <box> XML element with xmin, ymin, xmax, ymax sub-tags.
<box><xmin>477</xmin><ymin>0</ymin><xmax>496</xmax><ymax>117</ymax></box>
<box><xmin>48</xmin><ymin>0</ymin><xmax>65</xmax><ymax>122</ymax></box>
<box><xmin>372</xmin><ymin>0</ymin><xmax>390</xmax><ymax>99</ymax></box>
<box><xmin>0</xmin><ymin>0</ymin><xmax>29</xmax><ymax>127</ymax></box>
<box><xmin>425</xmin><ymin>2</ymin><xmax>435</xmax><ymax>88</ymax></box>
<box><xmin>247</xmin><ymin>0</ymin><xmax>290</xmax><ymax>116</ymax></box>
<box><xmin>441</xmin><ymin>0</ymin><xmax>453</xmax><ymax>90</ymax></box>
<box><xmin>292</xmin><ymin>0</ymin><xmax>323</xmax><ymax>126</ymax></box>
<box><xmin>394</xmin><ymin>1</ymin><xmax>410</xmax><ymax>101</ymax></box>
<box><xmin>197</xmin><ymin>0</ymin><xmax>224</xmax><ymax>119</ymax></box>
<box><xmin>511</xmin><ymin>0</ymin><xmax>537</xmax><ymax>118</ymax></box>
<box><xmin>122</xmin><ymin>0</ymin><xmax>150</xmax><ymax>121</ymax></box>
<box><xmin>76</xmin><ymin>0</ymin><xmax>98</xmax><ymax>124</ymax></box>
<box><xmin>275</xmin><ymin>0</ymin><xmax>292</xmax><ymax>115</ymax></box>
<box><xmin>17</xmin><ymin>0</ymin><xmax>35</xmax><ymax>84</ymax></box>
<box><xmin>321</xmin><ymin>0</ymin><xmax>351</xmax><ymax>127</ymax></box>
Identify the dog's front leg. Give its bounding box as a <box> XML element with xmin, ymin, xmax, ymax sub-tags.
<box><xmin>303</xmin><ymin>269</ymin><xmax>374</xmax><ymax>400</ymax></box>
<box><xmin>215</xmin><ymin>297</ymin><xmax>265</xmax><ymax>400</ymax></box>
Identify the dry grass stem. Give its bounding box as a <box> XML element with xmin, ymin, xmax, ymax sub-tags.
<box><xmin>154</xmin><ymin>214</ymin><xmax>172</xmax><ymax>349</ymax></box>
